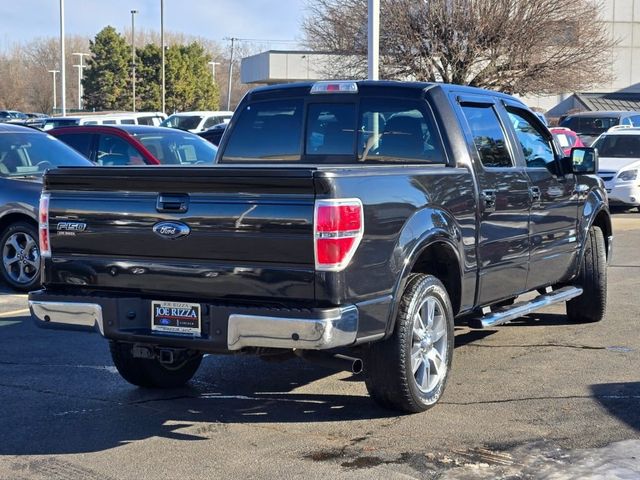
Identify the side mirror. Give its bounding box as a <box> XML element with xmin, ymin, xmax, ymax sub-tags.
<box><xmin>571</xmin><ymin>147</ymin><xmax>598</xmax><ymax>174</ymax></box>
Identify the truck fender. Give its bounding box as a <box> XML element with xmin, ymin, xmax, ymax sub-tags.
<box><xmin>384</xmin><ymin>207</ymin><xmax>464</xmax><ymax>338</ymax></box>
<box><xmin>576</xmin><ymin>189</ymin><xmax>612</xmax><ymax>269</ymax></box>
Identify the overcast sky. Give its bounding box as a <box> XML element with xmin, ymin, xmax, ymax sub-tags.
<box><xmin>0</xmin><ymin>0</ymin><xmax>306</xmax><ymax>50</ymax></box>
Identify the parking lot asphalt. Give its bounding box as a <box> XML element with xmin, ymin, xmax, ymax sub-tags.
<box><xmin>0</xmin><ymin>214</ymin><xmax>638</xmax><ymax>479</ymax></box>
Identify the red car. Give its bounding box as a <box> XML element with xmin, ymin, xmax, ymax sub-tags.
<box><xmin>549</xmin><ymin>127</ymin><xmax>585</xmax><ymax>156</ymax></box>
<box><xmin>49</xmin><ymin>125</ymin><xmax>218</xmax><ymax>166</ymax></box>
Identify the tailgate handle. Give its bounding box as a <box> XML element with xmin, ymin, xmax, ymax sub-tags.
<box><xmin>156</xmin><ymin>194</ymin><xmax>189</xmax><ymax>213</ymax></box>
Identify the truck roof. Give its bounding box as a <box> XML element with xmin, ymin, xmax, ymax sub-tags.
<box><xmin>246</xmin><ymin>80</ymin><xmax>525</xmax><ymax>105</ymax></box>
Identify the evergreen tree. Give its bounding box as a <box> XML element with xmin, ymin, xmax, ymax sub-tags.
<box><xmin>83</xmin><ymin>26</ymin><xmax>131</xmax><ymax>111</ymax></box>
<box><xmin>136</xmin><ymin>43</ymin><xmax>162</xmax><ymax>111</ymax></box>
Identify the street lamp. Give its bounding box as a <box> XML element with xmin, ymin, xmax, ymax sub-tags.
<box><xmin>59</xmin><ymin>0</ymin><xmax>66</xmax><ymax>116</ymax></box>
<box><xmin>72</xmin><ymin>52</ymin><xmax>89</xmax><ymax>110</ymax></box>
<box><xmin>131</xmin><ymin>9</ymin><xmax>138</xmax><ymax>112</ymax></box>
<box><xmin>368</xmin><ymin>0</ymin><xmax>379</xmax><ymax>80</ymax></box>
<box><xmin>208</xmin><ymin>61</ymin><xmax>220</xmax><ymax>83</ymax></box>
<box><xmin>161</xmin><ymin>0</ymin><xmax>165</xmax><ymax>113</ymax></box>
<box><xmin>48</xmin><ymin>70</ymin><xmax>60</xmax><ymax>113</ymax></box>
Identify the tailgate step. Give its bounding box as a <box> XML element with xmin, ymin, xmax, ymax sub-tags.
<box><xmin>469</xmin><ymin>286</ymin><xmax>583</xmax><ymax>329</ymax></box>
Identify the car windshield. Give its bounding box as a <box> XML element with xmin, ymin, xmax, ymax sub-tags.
<box><xmin>560</xmin><ymin>116</ymin><xmax>620</xmax><ymax>135</ymax></box>
<box><xmin>592</xmin><ymin>134</ymin><xmax>640</xmax><ymax>157</ymax></box>
<box><xmin>160</xmin><ymin>115</ymin><xmax>203</xmax><ymax>130</ymax></box>
<box><xmin>132</xmin><ymin>132</ymin><xmax>218</xmax><ymax>165</ymax></box>
<box><xmin>0</xmin><ymin>132</ymin><xmax>92</xmax><ymax>177</ymax></box>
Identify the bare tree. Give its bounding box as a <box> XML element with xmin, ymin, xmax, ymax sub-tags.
<box><xmin>303</xmin><ymin>0</ymin><xmax>615</xmax><ymax>95</ymax></box>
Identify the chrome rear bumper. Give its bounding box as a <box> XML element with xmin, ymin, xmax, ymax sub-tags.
<box><xmin>227</xmin><ymin>306</ymin><xmax>358</xmax><ymax>350</ymax></box>
<box><xmin>29</xmin><ymin>301</ymin><xmax>104</xmax><ymax>334</ymax></box>
<box><xmin>28</xmin><ymin>295</ymin><xmax>358</xmax><ymax>351</ymax></box>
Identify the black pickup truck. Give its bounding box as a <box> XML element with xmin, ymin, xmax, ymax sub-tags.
<box><xmin>29</xmin><ymin>81</ymin><xmax>611</xmax><ymax>413</ymax></box>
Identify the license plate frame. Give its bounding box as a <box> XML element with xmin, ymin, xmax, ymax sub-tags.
<box><xmin>151</xmin><ymin>301</ymin><xmax>201</xmax><ymax>336</ymax></box>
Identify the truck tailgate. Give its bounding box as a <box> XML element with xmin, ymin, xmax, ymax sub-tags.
<box><xmin>43</xmin><ymin>167</ymin><xmax>317</xmax><ymax>302</ymax></box>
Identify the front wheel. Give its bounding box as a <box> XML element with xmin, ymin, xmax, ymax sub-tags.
<box><xmin>109</xmin><ymin>342</ymin><xmax>203</xmax><ymax>388</ymax></box>
<box><xmin>566</xmin><ymin>226</ymin><xmax>607</xmax><ymax>323</ymax></box>
<box><xmin>364</xmin><ymin>274</ymin><xmax>455</xmax><ymax>413</ymax></box>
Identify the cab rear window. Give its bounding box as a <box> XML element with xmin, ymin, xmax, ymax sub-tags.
<box><xmin>220</xmin><ymin>97</ymin><xmax>446</xmax><ymax>164</ymax></box>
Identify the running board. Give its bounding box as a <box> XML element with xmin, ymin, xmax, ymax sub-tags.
<box><xmin>468</xmin><ymin>286</ymin><xmax>583</xmax><ymax>329</ymax></box>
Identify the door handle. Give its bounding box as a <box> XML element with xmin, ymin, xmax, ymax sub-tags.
<box><xmin>529</xmin><ymin>186</ymin><xmax>541</xmax><ymax>201</ymax></box>
<box><xmin>481</xmin><ymin>189</ymin><xmax>496</xmax><ymax>212</ymax></box>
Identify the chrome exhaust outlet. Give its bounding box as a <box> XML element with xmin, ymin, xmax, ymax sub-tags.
<box><xmin>295</xmin><ymin>350</ymin><xmax>363</xmax><ymax>374</ymax></box>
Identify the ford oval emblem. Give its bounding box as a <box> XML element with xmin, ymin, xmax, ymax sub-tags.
<box><xmin>153</xmin><ymin>221</ymin><xmax>191</xmax><ymax>240</ymax></box>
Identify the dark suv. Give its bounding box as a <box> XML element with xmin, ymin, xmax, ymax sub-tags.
<box><xmin>559</xmin><ymin>110</ymin><xmax>640</xmax><ymax>146</ymax></box>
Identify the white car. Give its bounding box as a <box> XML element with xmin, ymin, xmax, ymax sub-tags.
<box><xmin>592</xmin><ymin>128</ymin><xmax>640</xmax><ymax>207</ymax></box>
<box><xmin>160</xmin><ymin>111</ymin><xmax>233</xmax><ymax>133</ymax></box>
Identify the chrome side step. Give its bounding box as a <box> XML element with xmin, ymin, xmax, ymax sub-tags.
<box><xmin>468</xmin><ymin>286</ymin><xmax>583</xmax><ymax>329</ymax></box>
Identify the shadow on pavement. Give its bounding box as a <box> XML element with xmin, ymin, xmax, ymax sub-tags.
<box><xmin>591</xmin><ymin>382</ymin><xmax>640</xmax><ymax>432</ymax></box>
<box><xmin>0</xmin><ymin>318</ymin><xmax>397</xmax><ymax>456</ymax></box>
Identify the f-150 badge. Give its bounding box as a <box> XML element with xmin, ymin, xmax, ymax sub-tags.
<box><xmin>56</xmin><ymin>222</ymin><xmax>87</xmax><ymax>235</ymax></box>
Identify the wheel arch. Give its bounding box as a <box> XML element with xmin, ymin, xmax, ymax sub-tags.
<box><xmin>0</xmin><ymin>211</ymin><xmax>38</xmax><ymax>235</ymax></box>
<box><xmin>385</xmin><ymin>236</ymin><xmax>463</xmax><ymax>338</ymax></box>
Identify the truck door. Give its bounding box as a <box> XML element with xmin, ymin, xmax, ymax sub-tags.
<box><xmin>500</xmin><ymin>103</ymin><xmax>579</xmax><ymax>290</ymax></box>
<box><xmin>455</xmin><ymin>95</ymin><xmax>531</xmax><ymax>305</ymax></box>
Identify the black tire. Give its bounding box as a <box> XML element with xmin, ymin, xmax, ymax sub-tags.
<box><xmin>0</xmin><ymin>221</ymin><xmax>41</xmax><ymax>292</ymax></box>
<box><xmin>566</xmin><ymin>226</ymin><xmax>607</xmax><ymax>323</ymax></box>
<box><xmin>364</xmin><ymin>274</ymin><xmax>455</xmax><ymax>413</ymax></box>
<box><xmin>109</xmin><ymin>342</ymin><xmax>203</xmax><ymax>388</ymax></box>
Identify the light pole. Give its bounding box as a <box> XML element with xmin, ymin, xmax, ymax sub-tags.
<box><xmin>161</xmin><ymin>0</ymin><xmax>165</xmax><ymax>113</ymax></box>
<box><xmin>131</xmin><ymin>9</ymin><xmax>138</xmax><ymax>112</ymax></box>
<box><xmin>72</xmin><ymin>52</ymin><xmax>89</xmax><ymax>110</ymax></box>
<box><xmin>59</xmin><ymin>0</ymin><xmax>66</xmax><ymax>116</ymax></box>
<box><xmin>48</xmin><ymin>70</ymin><xmax>59</xmax><ymax>113</ymax></box>
<box><xmin>368</xmin><ymin>0</ymin><xmax>379</xmax><ymax>80</ymax></box>
<box><xmin>224</xmin><ymin>37</ymin><xmax>237</xmax><ymax>110</ymax></box>
<box><xmin>208</xmin><ymin>61</ymin><xmax>220</xmax><ymax>83</ymax></box>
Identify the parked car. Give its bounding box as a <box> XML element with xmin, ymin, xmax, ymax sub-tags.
<box><xmin>50</xmin><ymin>125</ymin><xmax>217</xmax><ymax>166</ymax></box>
<box><xmin>550</xmin><ymin>127</ymin><xmax>585</xmax><ymax>156</ymax></box>
<box><xmin>0</xmin><ymin>123</ymin><xmax>93</xmax><ymax>291</ymax></box>
<box><xmin>30</xmin><ymin>81</ymin><xmax>611</xmax><ymax>413</ymax></box>
<box><xmin>559</xmin><ymin>111</ymin><xmax>640</xmax><ymax>146</ymax></box>
<box><xmin>0</xmin><ymin>111</ymin><xmax>28</xmax><ymax>123</ymax></box>
<box><xmin>198</xmin><ymin>122</ymin><xmax>227</xmax><ymax>146</ymax></box>
<box><xmin>591</xmin><ymin>128</ymin><xmax>640</xmax><ymax>209</ymax></box>
<box><xmin>160</xmin><ymin>111</ymin><xmax>233</xmax><ymax>133</ymax></box>
<box><xmin>42</xmin><ymin>112</ymin><xmax>167</xmax><ymax>131</ymax></box>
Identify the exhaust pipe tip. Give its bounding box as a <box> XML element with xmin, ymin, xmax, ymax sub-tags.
<box><xmin>295</xmin><ymin>350</ymin><xmax>363</xmax><ymax>374</ymax></box>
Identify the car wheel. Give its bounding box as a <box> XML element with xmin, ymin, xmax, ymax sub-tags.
<box><xmin>110</xmin><ymin>341</ymin><xmax>203</xmax><ymax>388</ymax></box>
<box><xmin>566</xmin><ymin>226</ymin><xmax>607</xmax><ymax>323</ymax></box>
<box><xmin>0</xmin><ymin>221</ymin><xmax>41</xmax><ymax>292</ymax></box>
<box><xmin>364</xmin><ymin>274</ymin><xmax>455</xmax><ymax>413</ymax></box>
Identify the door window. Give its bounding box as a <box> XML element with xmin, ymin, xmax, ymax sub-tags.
<box><xmin>460</xmin><ymin>104</ymin><xmax>514</xmax><ymax>168</ymax></box>
<box><xmin>54</xmin><ymin>133</ymin><xmax>93</xmax><ymax>159</ymax></box>
<box><xmin>506</xmin><ymin>109</ymin><xmax>555</xmax><ymax>168</ymax></box>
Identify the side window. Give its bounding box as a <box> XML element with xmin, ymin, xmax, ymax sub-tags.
<box><xmin>306</xmin><ymin>104</ymin><xmax>356</xmax><ymax>156</ymax></box>
<box><xmin>55</xmin><ymin>133</ymin><xmax>93</xmax><ymax>159</ymax></box>
<box><xmin>120</xmin><ymin>119</ymin><xmax>135</xmax><ymax>125</ymax></box>
<box><xmin>358</xmin><ymin>98</ymin><xmax>445</xmax><ymax>163</ymax></box>
<box><xmin>460</xmin><ymin>104</ymin><xmax>513</xmax><ymax>168</ymax></box>
<box><xmin>221</xmin><ymin>99</ymin><xmax>303</xmax><ymax>162</ymax></box>
<box><xmin>97</xmin><ymin>135</ymin><xmax>144</xmax><ymax>165</ymax></box>
<box><xmin>506</xmin><ymin>109</ymin><xmax>555</xmax><ymax>168</ymax></box>
<box><xmin>203</xmin><ymin>117</ymin><xmax>218</xmax><ymax>129</ymax></box>
<box><xmin>630</xmin><ymin>115</ymin><xmax>640</xmax><ymax>127</ymax></box>
<box><xmin>621</xmin><ymin>117</ymin><xmax>632</xmax><ymax>126</ymax></box>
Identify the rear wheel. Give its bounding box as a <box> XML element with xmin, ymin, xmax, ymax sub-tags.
<box><xmin>365</xmin><ymin>274</ymin><xmax>455</xmax><ymax>413</ymax></box>
<box><xmin>0</xmin><ymin>221</ymin><xmax>41</xmax><ymax>292</ymax></box>
<box><xmin>109</xmin><ymin>342</ymin><xmax>203</xmax><ymax>388</ymax></box>
<box><xmin>566</xmin><ymin>226</ymin><xmax>607</xmax><ymax>323</ymax></box>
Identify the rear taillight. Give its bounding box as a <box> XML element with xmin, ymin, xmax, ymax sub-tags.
<box><xmin>39</xmin><ymin>193</ymin><xmax>50</xmax><ymax>258</ymax></box>
<box><xmin>314</xmin><ymin>198</ymin><xmax>363</xmax><ymax>271</ymax></box>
